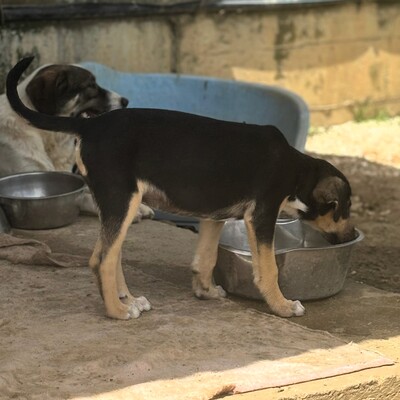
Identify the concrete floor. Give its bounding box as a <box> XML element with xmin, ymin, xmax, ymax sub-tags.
<box><xmin>232</xmin><ymin>280</ymin><xmax>400</xmax><ymax>400</ymax></box>
<box><xmin>134</xmin><ymin>223</ymin><xmax>400</xmax><ymax>399</ymax></box>
<box><xmin>8</xmin><ymin>217</ymin><xmax>400</xmax><ymax>399</ymax></box>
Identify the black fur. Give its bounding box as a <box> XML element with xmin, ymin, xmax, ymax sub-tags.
<box><xmin>6</xmin><ymin>57</ymin><xmax>355</xmax><ymax>242</ymax></box>
<box><xmin>6</xmin><ymin>57</ymin><xmax>356</xmax><ymax>319</ymax></box>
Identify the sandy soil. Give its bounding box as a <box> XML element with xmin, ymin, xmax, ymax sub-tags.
<box><xmin>306</xmin><ymin>117</ymin><xmax>400</xmax><ymax>293</ymax></box>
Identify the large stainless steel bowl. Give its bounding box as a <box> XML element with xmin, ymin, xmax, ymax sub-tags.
<box><xmin>0</xmin><ymin>206</ymin><xmax>11</xmax><ymax>233</ymax></box>
<box><xmin>0</xmin><ymin>171</ymin><xmax>86</xmax><ymax>230</ymax></box>
<box><xmin>214</xmin><ymin>219</ymin><xmax>364</xmax><ymax>301</ymax></box>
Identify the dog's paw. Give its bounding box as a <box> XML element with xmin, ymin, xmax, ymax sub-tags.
<box><xmin>133</xmin><ymin>204</ymin><xmax>155</xmax><ymax>223</ymax></box>
<box><xmin>292</xmin><ymin>300</ymin><xmax>305</xmax><ymax>316</ymax></box>
<box><xmin>272</xmin><ymin>299</ymin><xmax>305</xmax><ymax>318</ymax></box>
<box><xmin>193</xmin><ymin>282</ymin><xmax>227</xmax><ymax>300</ymax></box>
<box><xmin>139</xmin><ymin>204</ymin><xmax>155</xmax><ymax>219</ymax></box>
<box><xmin>107</xmin><ymin>296</ymin><xmax>152</xmax><ymax>320</ymax></box>
<box><xmin>127</xmin><ymin>296</ymin><xmax>152</xmax><ymax>319</ymax></box>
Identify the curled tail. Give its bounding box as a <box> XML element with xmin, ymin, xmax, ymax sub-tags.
<box><xmin>6</xmin><ymin>57</ymin><xmax>83</xmax><ymax>135</ymax></box>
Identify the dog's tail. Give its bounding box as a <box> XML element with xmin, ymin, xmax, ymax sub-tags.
<box><xmin>6</xmin><ymin>57</ymin><xmax>84</xmax><ymax>136</ymax></box>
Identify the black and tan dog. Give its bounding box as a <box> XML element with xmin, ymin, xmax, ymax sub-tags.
<box><xmin>7</xmin><ymin>57</ymin><xmax>356</xmax><ymax>320</ymax></box>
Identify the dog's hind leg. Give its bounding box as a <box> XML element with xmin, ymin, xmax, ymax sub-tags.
<box><xmin>96</xmin><ymin>190</ymin><xmax>151</xmax><ymax>319</ymax></box>
<box><xmin>192</xmin><ymin>219</ymin><xmax>226</xmax><ymax>299</ymax></box>
<box><xmin>244</xmin><ymin>207</ymin><xmax>305</xmax><ymax>318</ymax></box>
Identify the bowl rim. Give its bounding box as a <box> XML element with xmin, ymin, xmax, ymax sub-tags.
<box><xmin>0</xmin><ymin>171</ymin><xmax>86</xmax><ymax>201</ymax></box>
<box><xmin>219</xmin><ymin>228</ymin><xmax>364</xmax><ymax>256</ymax></box>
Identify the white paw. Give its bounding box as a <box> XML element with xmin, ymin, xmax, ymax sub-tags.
<box><xmin>127</xmin><ymin>296</ymin><xmax>152</xmax><ymax>318</ymax></box>
<box><xmin>133</xmin><ymin>204</ymin><xmax>155</xmax><ymax>223</ymax></box>
<box><xmin>139</xmin><ymin>204</ymin><xmax>155</xmax><ymax>219</ymax></box>
<box><xmin>194</xmin><ymin>284</ymin><xmax>227</xmax><ymax>300</ymax></box>
<box><xmin>216</xmin><ymin>285</ymin><xmax>227</xmax><ymax>298</ymax></box>
<box><xmin>292</xmin><ymin>300</ymin><xmax>305</xmax><ymax>316</ymax></box>
<box><xmin>269</xmin><ymin>299</ymin><xmax>306</xmax><ymax>318</ymax></box>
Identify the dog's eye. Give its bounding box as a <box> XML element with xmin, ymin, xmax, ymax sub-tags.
<box><xmin>84</xmin><ymin>84</ymin><xmax>99</xmax><ymax>98</ymax></box>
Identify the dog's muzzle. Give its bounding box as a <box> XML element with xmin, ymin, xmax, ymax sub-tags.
<box><xmin>121</xmin><ymin>97</ymin><xmax>129</xmax><ymax>108</ymax></box>
<box><xmin>323</xmin><ymin>226</ymin><xmax>357</xmax><ymax>245</ymax></box>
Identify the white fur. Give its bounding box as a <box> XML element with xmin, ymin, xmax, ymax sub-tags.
<box><xmin>0</xmin><ymin>64</ymin><xmax>128</xmax><ymax>177</ymax></box>
<box><xmin>282</xmin><ymin>197</ymin><xmax>308</xmax><ymax>218</ymax></box>
<box><xmin>0</xmin><ymin>67</ymin><xmax>57</xmax><ymax>176</ymax></box>
<box><xmin>287</xmin><ymin>198</ymin><xmax>308</xmax><ymax>212</ymax></box>
<box><xmin>0</xmin><ymin>64</ymin><xmax>154</xmax><ymax>222</ymax></box>
<box><xmin>0</xmin><ymin>66</ymin><xmax>77</xmax><ymax>176</ymax></box>
<box><xmin>108</xmin><ymin>91</ymin><xmax>125</xmax><ymax>110</ymax></box>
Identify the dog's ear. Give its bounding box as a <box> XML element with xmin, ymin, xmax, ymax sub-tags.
<box><xmin>313</xmin><ymin>176</ymin><xmax>350</xmax><ymax>222</ymax></box>
<box><xmin>26</xmin><ymin>69</ymin><xmax>69</xmax><ymax>115</ymax></box>
<box><xmin>54</xmin><ymin>70</ymin><xmax>69</xmax><ymax>96</ymax></box>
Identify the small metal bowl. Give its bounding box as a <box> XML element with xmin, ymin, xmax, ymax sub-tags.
<box><xmin>214</xmin><ymin>219</ymin><xmax>364</xmax><ymax>301</ymax></box>
<box><xmin>0</xmin><ymin>171</ymin><xmax>86</xmax><ymax>230</ymax></box>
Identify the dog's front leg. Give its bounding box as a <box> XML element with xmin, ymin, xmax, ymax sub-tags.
<box><xmin>244</xmin><ymin>208</ymin><xmax>305</xmax><ymax>317</ymax></box>
<box><xmin>192</xmin><ymin>219</ymin><xmax>226</xmax><ymax>299</ymax></box>
<box><xmin>117</xmin><ymin>252</ymin><xmax>151</xmax><ymax>312</ymax></box>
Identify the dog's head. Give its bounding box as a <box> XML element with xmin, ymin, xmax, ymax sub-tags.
<box><xmin>296</xmin><ymin>159</ymin><xmax>356</xmax><ymax>244</ymax></box>
<box><xmin>24</xmin><ymin>64</ymin><xmax>128</xmax><ymax>117</ymax></box>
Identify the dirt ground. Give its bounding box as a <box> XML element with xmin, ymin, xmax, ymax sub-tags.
<box><xmin>306</xmin><ymin>117</ymin><xmax>400</xmax><ymax>294</ymax></box>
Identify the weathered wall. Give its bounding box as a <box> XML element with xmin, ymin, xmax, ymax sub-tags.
<box><xmin>0</xmin><ymin>19</ymin><xmax>173</xmax><ymax>83</ymax></box>
<box><xmin>178</xmin><ymin>2</ymin><xmax>400</xmax><ymax>125</ymax></box>
<box><xmin>1</xmin><ymin>0</ymin><xmax>399</xmax><ymax>126</ymax></box>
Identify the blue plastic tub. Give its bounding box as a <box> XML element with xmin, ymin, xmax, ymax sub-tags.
<box><xmin>81</xmin><ymin>63</ymin><xmax>310</xmax><ymax>229</ymax></box>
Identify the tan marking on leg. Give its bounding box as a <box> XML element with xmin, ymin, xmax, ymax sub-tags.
<box><xmin>75</xmin><ymin>139</ymin><xmax>87</xmax><ymax>176</ymax></box>
<box><xmin>243</xmin><ymin>210</ymin><xmax>260</xmax><ymax>283</ymax></box>
<box><xmin>89</xmin><ymin>236</ymin><xmax>103</xmax><ymax>296</ymax></box>
<box><xmin>257</xmin><ymin>243</ymin><xmax>287</xmax><ymax>312</ymax></box>
<box><xmin>192</xmin><ymin>219</ymin><xmax>226</xmax><ymax>299</ymax></box>
<box><xmin>256</xmin><ymin>243</ymin><xmax>304</xmax><ymax>317</ymax></box>
<box><xmin>279</xmin><ymin>197</ymin><xmax>288</xmax><ymax>213</ymax></box>
<box><xmin>99</xmin><ymin>192</ymin><xmax>142</xmax><ymax>319</ymax></box>
<box><xmin>116</xmin><ymin>253</ymin><xmax>134</xmax><ymax>301</ymax></box>
<box><xmin>137</xmin><ymin>180</ymin><xmax>149</xmax><ymax>195</ymax></box>
<box><xmin>89</xmin><ymin>236</ymin><xmax>102</xmax><ymax>271</ymax></box>
<box><xmin>244</xmin><ymin>208</ymin><xmax>305</xmax><ymax>318</ymax></box>
<box><xmin>115</xmin><ymin>238</ymin><xmax>151</xmax><ymax>314</ymax></box>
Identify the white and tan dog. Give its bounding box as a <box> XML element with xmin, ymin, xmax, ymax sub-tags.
<box><xmin>0</xmin><ymin>63</ymin><xmax>153</xmax><ymax>219</ymax></box>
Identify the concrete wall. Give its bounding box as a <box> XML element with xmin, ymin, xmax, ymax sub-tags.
<box><xmin>1</xmin><ymin>0</ymin><xmax>399</xmax><ymax>126</ymax></box>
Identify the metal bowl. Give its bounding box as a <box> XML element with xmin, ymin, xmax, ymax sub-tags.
<box><xmin>214</xmin><ymin>219</ymin><xmax>364</xmax><ymax>301</ymax></box>
<box><xmin>0</xmin><ymin>172</ymin><xmax>86</xmax><ymax>230</ymax></box>
<box><xmin>0</xmin><ymin>205</ymin><xmax>11</xmax><ymax>233</ymax></box>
